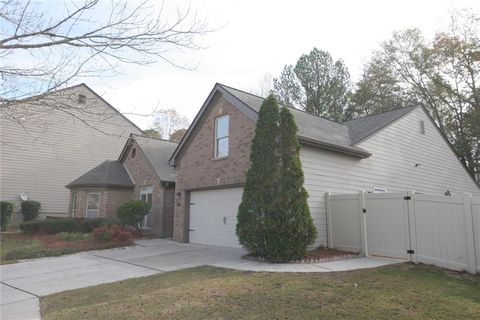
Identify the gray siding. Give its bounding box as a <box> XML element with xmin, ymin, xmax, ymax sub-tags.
<box><xmin>302</xmin><ymin>107</ymin><xmax>479</xmax><ymax>247</ymax></box>
<box><xmin>0</xmin><ymin>85</ymin><xmax>142</xmax><ymax>217</ymax></box>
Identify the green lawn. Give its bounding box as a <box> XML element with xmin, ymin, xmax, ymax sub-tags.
<box><xmin>0</xmin><ymin>239</ymin><xmax>39</xmax><ymax>264</ymax></box>
<box><xmin>41</xmin><ymin>264</ymin><xmax>480</xmax><ymax>320</ymax></box>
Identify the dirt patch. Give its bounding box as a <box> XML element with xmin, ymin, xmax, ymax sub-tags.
<box><xmin>243</xmin><ymin>247</ymin><xmax>359</xmax><ymax>263</ymax></box>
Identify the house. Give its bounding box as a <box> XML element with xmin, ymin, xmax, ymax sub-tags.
<box><xmin>169</xmin><ymin>83</ymin><xmax>480</xmax><ymax>248</ymax></box>
<box><xmin>66</xmin><ymin>134</ymin><xmax>177</xmax><ymax>237</ymax></box>
<box><xmin>0</xmin><ymin>84</ymin><xmax>143</xmax><ymax>223</ymax></box>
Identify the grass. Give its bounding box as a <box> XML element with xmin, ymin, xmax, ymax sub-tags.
<box><xmin>0</xmin><ymin>238</ymin><xmax>39</xmax><ymax>264</ymax></box>
<box><xmin>41</xmin><ymin>264</ymin><xmax>480</xmax><ymax>320</ymax></box>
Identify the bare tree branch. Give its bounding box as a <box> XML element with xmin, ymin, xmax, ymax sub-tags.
<box><xmin>1</xmin><ymin>0</ymin><xmax>210</xmax><ymax>134</ymax></box>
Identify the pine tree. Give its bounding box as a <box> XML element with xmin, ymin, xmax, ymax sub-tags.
<box><xmin>236</xmin><ymin>95</ymin><xmax>280</xmax><ymax>256</ymax></box>
<box><xmin>236</xmin><ymin>96</ymin><xmax>317</xmax><ymax>262</ymax></box>
<box><xmin>267</xmin><ymin>107</ymin><xmax>317</xmax><ymax>261</ymax></box>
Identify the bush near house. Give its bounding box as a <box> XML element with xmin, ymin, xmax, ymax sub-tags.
<box><xmin>0</xmin><ymin>201</ymin><xmax>15</xmax><ymax>231</ymax></box>
<box><xmin>236</xmin><ymin>95</ymin><xmax>316</xmax><ymax>262</ymax></box>
<box><xmin>20</xmin><ymin>219</ymin><xmax>77</xmax><ymax>235</ymax></box>
<box><xmin>92</xmin><ymin>225</ymin><xmax>132</xmax><ymax>241</ymax></box>
<box><xmin>21</xmin><ymin>200</ymin><xmax>41</xmax><ymax>221</ymax></box>
<box><xmin>117</xmin><ymin>200</ymin><xmax>149</xmax><ymax>230</ymax></box>
<box><xmin>19</xmin><ymin>217</ymin><xmax>113</xmax><ymax>235</ymax></box>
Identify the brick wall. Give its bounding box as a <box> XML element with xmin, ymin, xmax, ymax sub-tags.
<box><xmin>122</xmin><ymin>140</ymin><xmax>172</xmax><ymax>237</ymax></box>
<box><xmin>173</xmin><ymin>95</ymin><xmax>255</xmax><ymax>242</ymax></box>
<box><xmin>68</xmin><ymin>187</ymin><xmax>133</xmax><ymax>219</ymax></box>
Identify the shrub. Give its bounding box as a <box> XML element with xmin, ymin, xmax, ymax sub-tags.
<box><xmin>21</xmin><ymin>200</ymin><xmax>41</xmax><ymax>221</ymax></box>
<box><xmin>57</xmin><ymin>232</ymin><xmax>88</xmax><ymax>241</ymax></box>
<box><xmin>5</xmin><ymin>246</ymin><xmax>79</xmax><ymax>260</ymax></box>
<box><xmin>0</xmin><ymin>201</ymin><xmax>15</xmax><ymax>231</ymax></box>
<box><xmin>117</xmin><ymin>200</ymin><xmax>148</xmax><ymax>230</ymax></box>
<box><xmin>20</xmin><ymin>219</ymin><xmax>77</xmax><ymax>235</ymax></box>
<box><xmin>92</xmin><ymin>225</ymin><xmax>113</xmax><ymax>241</ymax></box>
<box><xmin>81</xmin><ymin>218</ymin><xmax>108</xmax><ymax>232</ymax></box>
<box><xmin>19</xmin><ymin>218</ymin><xmax>113</xmax><ymax>235</ymax></box>
<box><xmin>92</xmin><ymin>225</ymin><xmax>132</xmax><ymax>241</ymax></box>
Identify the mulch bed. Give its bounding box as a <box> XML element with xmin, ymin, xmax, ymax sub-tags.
<box><xmin>2</xmin><ymin>232</ymin><xmax>138</xmax><ymax>252</ymax></box>
<box><xmin>243</xmin><ymin>247</ymin><xmax>359</xmax><ymax>264</ymax></box>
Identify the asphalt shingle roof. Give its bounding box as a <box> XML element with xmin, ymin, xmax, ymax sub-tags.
<box><xmin>66</xmin><ymin>160</ymin><xmax>134</xmax><ymax>188</ymax></box>
<box><xmin>219</xmin><ymin>84</ymin><xmax>417</xmax><ymax>151</ymax></box>
<box><xmin>133</xmin><ymin>135</ymin><xmax>178</xmax><ymax>182</ymax></box>
<box><xmin>343</xmin><ymin>106</ymin><xmax>418</xmax><ymax>144</ymax></box>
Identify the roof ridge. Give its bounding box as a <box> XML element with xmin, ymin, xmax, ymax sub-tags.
<box><xmin>132</xmin><ymin>133</ymin><xmax>179</xmax><ymax>144</ymax></box>
<box><xmin>217</xmin><ymin>83</ymin><xmax>345</xmax><ymax>126</ymax></box>
<box><xmin>344</xmin><ymin>105</ymin><xmax>418</xmax><ymax>123</ymax></box>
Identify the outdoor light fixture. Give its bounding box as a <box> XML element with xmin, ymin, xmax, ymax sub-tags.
<box><xmin>176</xmin><ymin>192</ymin><xmax>181</xmax><ymax>201</ymax></box>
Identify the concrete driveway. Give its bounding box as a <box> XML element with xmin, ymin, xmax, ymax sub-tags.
<box><xmin>0</xmin><ymin>239</ymin><xmax>400</xmax><ymax>320</ymax></box>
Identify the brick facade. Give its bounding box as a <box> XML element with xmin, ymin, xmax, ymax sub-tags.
<box><xmin>173</xmin><ymin>95</ymin><xmax>255</xmax><ymax>242</ymax></box>
<box><xmin>69</xmin><ymin>187</ymin><xmax>133</xmax><ymax>219</ymax></box>
<box><xmin>122</xmin><ymin>140</ymin><xmax>175</xmax><ymax>237</ymax></box>
<box><xmin>68</xmin><ymin>138</ymin><xmax>175</xmax><ymax>237</ymax></box>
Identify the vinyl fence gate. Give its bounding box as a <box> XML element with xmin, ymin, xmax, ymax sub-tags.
<box><xmin>326</xmin><ymin>191</ymin><xmax>480</xmax><ymax>274</ymax></box>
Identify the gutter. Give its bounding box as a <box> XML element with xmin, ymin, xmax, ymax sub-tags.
<box><xmin>65</xmin><ymin>184</ymin><xmax>135</xmax><ymax>190</ymax></box>
<box><xmin>298</xmin><ymin>136</ymin><xmax>371</xmax><ymax>159</ymax></box>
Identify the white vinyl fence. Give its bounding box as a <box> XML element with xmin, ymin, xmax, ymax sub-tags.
<box><xmin>326</xmin><ymin>191</ymin><xmax>480</xmax><ymax>274</ymax></box>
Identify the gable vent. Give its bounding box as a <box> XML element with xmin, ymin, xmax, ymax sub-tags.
<box><xmin>78</xmin><ymin>94</ymin><xmax>86</xmax><ymax>104</ymax></box>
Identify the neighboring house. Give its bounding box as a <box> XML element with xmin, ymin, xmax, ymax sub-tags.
<box><xmin>0</xmin><ymin>84</ymin><xmax>143</xmax><ymax>222</ymax></box>
<box><xmin>67</xmin><ymin>134</ymin><xmax>177</xmax><ymax>237</ymax></box>
<box><xmin>169</xmin><ymin>83</ymin><xmax>480</xmax><ymax>248</ymax></box>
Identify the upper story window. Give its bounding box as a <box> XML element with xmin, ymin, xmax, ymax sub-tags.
<box><xmin>420</xmin><ymin>120</ymin><xmax>425</xmax><ymax>135</ymax></box>
<box><xmin>131</xmin><ymin>147</ymin><xmax>137</xmax><ymax>159</ymax></box>
<box><xmin>215</xmin><ymin>115</ymin><xmax>229</xmax><ymax>158</ymax></box>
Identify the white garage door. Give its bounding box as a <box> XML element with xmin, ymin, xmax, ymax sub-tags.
<box><xmin>189</xmin><ymin>187</ymin><xmax>243</xmax><ymax>248</ymax></box>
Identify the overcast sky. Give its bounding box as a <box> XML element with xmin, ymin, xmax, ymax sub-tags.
<box><xmin>84</xmin><ymin>0</ymin><xmax>480</xmax><ymax>129</ymax></box>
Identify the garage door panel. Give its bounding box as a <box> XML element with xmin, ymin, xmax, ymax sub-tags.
<box><xmin>189</xmin><ymin>187</ymin><xmax>243</xmax><ymax>248</ymax></box>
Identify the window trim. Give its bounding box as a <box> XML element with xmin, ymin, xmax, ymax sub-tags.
<box><xmin>214</xmin><ymin>115</ymin><xmax>229</xmax><ymax>158</ymax></box>
<box><xmin>71</xmin><ymin>193</ymin><xmax>78</xmax><ymax>217</ymax></box>
<box><xmin>85</xmin><ymin>192</ymin><xmax>100</xmax><ymax>219</ymax></box>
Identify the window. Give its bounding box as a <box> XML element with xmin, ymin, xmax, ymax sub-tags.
<box><xmin>420</xmin><ymin>120</ymin><xmax>425</xmax><ymax>134</ymax></box>
<box><xmin>71</xmin><ymin>193</ymin><xmax>78</xmax><ymax>217</ymax></box>
<box><xmin>131</xmin><ymin>147</ymin><xmax>137</xmax><ymax>159</ymax></box>
<box><xmin>140</xmin><ymin>186</ymin><xmax>153</xmax><ymax>229</ymax></box>
<box><xmin>78</xmin><ymin>94</ymin><xmax>86</xmax><ymax>104</ymax></box>
<box><xmin>86</xmin><ymin>192</ymin><xmax>100</xmax><ymax>219</ymax></box>
<box><xmin>215</xmin><ymin>115</ymin><xmax>229</xmax><ymax>158</ymax></box>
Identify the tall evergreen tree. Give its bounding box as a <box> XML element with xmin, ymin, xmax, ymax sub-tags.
<box><xmin>237</xmin><ymin>95</ymin><xmax>317</xmax><ymax>262</ymax></box>
<box><xmin>273</xmin><ymin>48</ymin><xmax>351</xmax><ymax>122</ymax></box>
<box><xmin>263</xmin><ymin>107</ymin><xmax>317</xmax><ymax>262</ymax></box>
<box><xmin>236</xmin><ymin>95</ymin><xmax>281</xmax><ymax>256</ymax></box>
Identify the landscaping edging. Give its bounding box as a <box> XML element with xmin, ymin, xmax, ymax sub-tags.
<box><xmin>242</xmin><ymin>252</ymin><xmax>360</xmax><ymax>264</ymax></box>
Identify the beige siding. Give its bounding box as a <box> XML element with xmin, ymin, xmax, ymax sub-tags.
<box><xmin>0</xmin><ymin>85</ymin><xmax>142</xmax><ymax>217</ymax></box>
<box><xmin>302</xmin><ymin>107</ymin><xmax>480</xmax><ymax>246</ymax></box>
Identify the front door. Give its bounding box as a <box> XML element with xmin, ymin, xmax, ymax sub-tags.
<box><xmin>139</xmin><ymin>186</ymin><xmax>153</xmax><ymax>229</ymax></box>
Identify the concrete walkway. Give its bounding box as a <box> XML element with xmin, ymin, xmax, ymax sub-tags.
<box><xmin>0</xmin><ymin>239</ymin><xmax>402</xmax><ymax>320</ymax></box>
